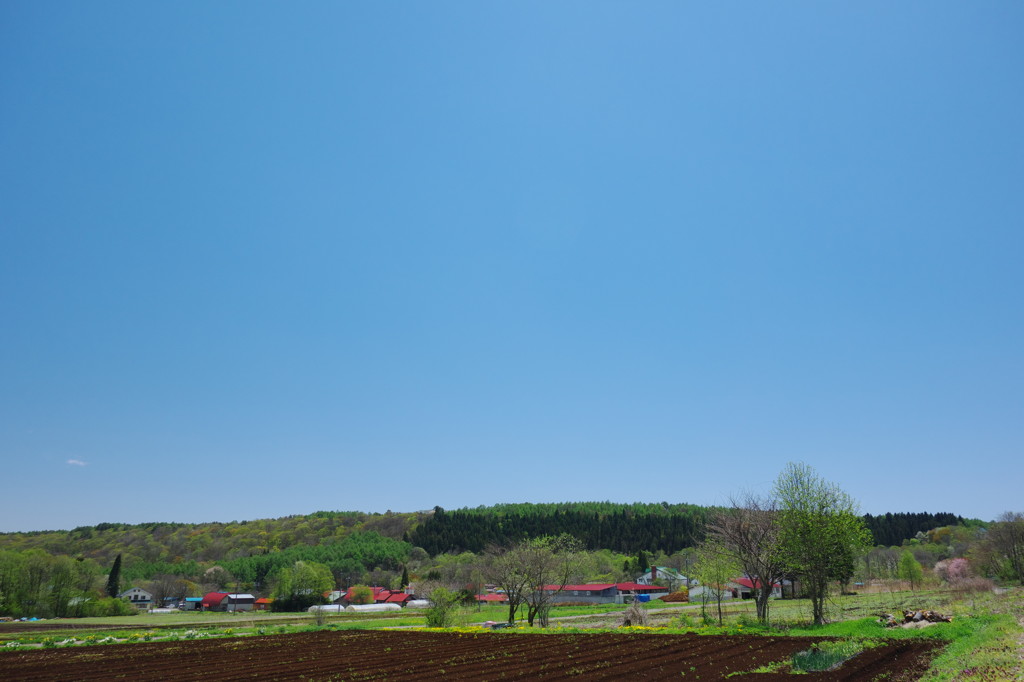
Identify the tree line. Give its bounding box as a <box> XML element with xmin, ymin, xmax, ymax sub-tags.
<box><xmin>0</xmin><ymin>504</ymin><xmax>973</xmax><ymax>573</ymax></box>
<box><xmin>409</xmin><ymin>503</ymin><xmax>709</xmax><ymax>555</ymax></box>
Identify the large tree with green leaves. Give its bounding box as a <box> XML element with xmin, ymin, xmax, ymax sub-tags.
<box><xmin>271</xmin><ymin>560</ymin><xmax>334</xmax><ymax>611</ymax></box>
<box><xmin>774</xmin><ymin>462</ymin><xmax>870</xmax><ymax>625</ymax></box>
<box><xmin>897</xmin><ymin>550</ymin><xmax>923</xmax><ymax>590</ymax></box>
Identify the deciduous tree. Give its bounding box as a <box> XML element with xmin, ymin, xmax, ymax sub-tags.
<box><xmin>897</xmin><ymin>550</ymin><xmax>923</xmax><ymax>590</ymax></box>
<box><xmin>774</xmin><ymin>463</ymin><xmax>871</xmax><ymax>625</ymax></box>
<box><xmin>483</xmin><ymin>534</ymin><xmax>583</xmax><ymax>627</ymax></box>
<box><xmin>980</xmin><ymin>512</ymin><xmax>1024</xmax><ymax>584</ymax></box>
<box><xmin>707</xmin><ymin>494</ymin><xmax>786</xmax><ymax>624</ymax></box>
<box><xmin>691</xmin><ymin>540</ymin><xmax>740</xmax><ymax>625</ymax></box>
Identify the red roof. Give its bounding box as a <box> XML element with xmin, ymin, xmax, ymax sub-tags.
<box><xmin>384</xmin><ymin>593</ymin><xmax>412</xmax><ymax>603</ymax></box>
<box><xmin>254</xmin><ymin>598</ymin><xmax>273</xmax><ymax>604</ymax></box>
<box><xmin>201</xmin><ymin>592</ymin><xmax>229</xmax><ymax>607</ymax></box>
<box><xmin>731</xmin><ymin>578</ymin><xmax>781</xmax><ymax>590</ymax></box>
<box><xmin>343</xmin><ymin>586</ymin><xmax>390</xmax><ymax>602</ymax></box>
<box><xmin>544</xmin><ymin>584</ymin><xmax>616</xmax><ymax>592</ymax></box>
<box><xmin>476</xmin><ymin>593</ymin><xmax>509</xmax><ymax>602</ymax></box>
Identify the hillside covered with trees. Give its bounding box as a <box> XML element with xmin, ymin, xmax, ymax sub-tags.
<box><xmin>0</xmin><ymin>500</ymin><xmax>999</xmax><ymax>619</ymax></box>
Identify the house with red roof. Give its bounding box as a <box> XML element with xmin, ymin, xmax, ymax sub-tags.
<box><xmin>727</xmin><ymin>578</ymin><xmax>782</xmax><ymax>600</ymax></box>
<box><xmin>336</xmin><ymin>587</ymin><xmax>413</xmax><ymax>606</ymax></box>
<box><xmin>200</xmin><ymin>592</ymin><xmax>256</xmax><ymax>611</ymax></box>
<box><xmin>539</xmin><ymin>583</ymin><xmax>669</xmax><ymax>605</ymax></box>
<box><xmin>382</xmin><ymin>591</ymin><xmax>413</xmax><ymax>605</ymax></box>
<box><xmin>253</xmin><ymin>597</ymin><xmax>274</xmax><ymax>611</ymax></box>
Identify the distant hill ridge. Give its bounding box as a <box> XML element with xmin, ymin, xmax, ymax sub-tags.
<box><xmin>0</xmin><ymin>503</ymin><xmax>972</xmax><ymax>571</ymax></box>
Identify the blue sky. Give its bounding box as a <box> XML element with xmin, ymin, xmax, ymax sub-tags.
<box><xmin>2</xmin><ymin>2</ymin><xmax>1021</xmax><ymax>532</ymax></box>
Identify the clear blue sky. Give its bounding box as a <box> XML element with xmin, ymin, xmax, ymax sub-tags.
<box><xmin>2</xmin><ymin>2</ymin><xmax>1021</xmax><ymax>532</ymax></box>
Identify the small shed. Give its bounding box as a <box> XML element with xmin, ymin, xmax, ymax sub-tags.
<box><xmin>224</xmin><ymin>594</ymin><xmax>256</xmax><ymax>612</ymax></box>
<box><xmin>253</xmin><ymin>597</ymin><xmax>273</xmax><ymax>611</ymax></box>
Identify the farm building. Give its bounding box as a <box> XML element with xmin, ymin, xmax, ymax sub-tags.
<box><xmin>476</xmin><ymin>593</ymin><xmax>509</xmax><ymax>605</ymax></box>
<box><xmin>688</xmin><ymin>584</ymin><xmax>734</xmax><ymax>602</ymax></box>
<box><xmin>636</xmin><ymin>566</ymin><xmax>690</xmax><ymax>589</ymax></box>
<box><xmin>118</xmin><ymin>587</ymin><xmax>153</xmax><ymax>609</ymax></box>
<box><xmin>543</xmin><ymin>583</ymin><xmax>671</xmax><ymax>605</ymax></box>
<box><xmin>336</xmin><ymin>587</ymin><xmax>413</xmax><ymax>606</ymax></box>
<box><xmin>182</xmin><ymin>597</ymin><xmax>203</xmax><ymax>611</ymax></box>
<box><xmin>253</xmin><ymin>597</ymin><xmax>273</xmax><ymax>611</ymax></box>
<box><xmin>200</xmin><ymin>592</ymin><xmax>255</xmax><ymax>611</ymax></box>
<box><xmin>201</xmin><ymin>592</ymin><xmax>229</xmax><ymax>610</ymax></box>
<box><xmin>727</xmin><ymin>578</ymin><xmax>783</xmax><ymax>600</ymax></box>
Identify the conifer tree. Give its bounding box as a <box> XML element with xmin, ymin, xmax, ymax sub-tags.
<box><xmin>106</xmin><ymin>554</ymin><xmax>122</xmax><ymax>598</ymax></box>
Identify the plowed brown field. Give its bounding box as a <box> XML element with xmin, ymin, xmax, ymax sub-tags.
<box><xmin>0</xmin><ymin>629</ymin><xmax>941</xmax><ymax>680</ymax></box>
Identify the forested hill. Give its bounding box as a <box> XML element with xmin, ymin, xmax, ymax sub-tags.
<box><xmin>0</xmin><ymin>504</ymin><xmax>974</xmax><ymax>571</ymax></box>
<box><xmin>0</xmin><ymin>510</ymin><xmax>423</xmax><ymax>578</ymax></box>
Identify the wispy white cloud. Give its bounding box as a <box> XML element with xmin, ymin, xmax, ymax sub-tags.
<box><xmin>67</xmin><ymin>459</ymin><xmax>87</xmax><ymax>467</ymax></box>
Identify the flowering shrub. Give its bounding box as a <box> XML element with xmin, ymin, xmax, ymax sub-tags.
<box><xmin>935</xmin><ymin>558</ymin><xmax>972</xmax><ymax>584</ymax></box>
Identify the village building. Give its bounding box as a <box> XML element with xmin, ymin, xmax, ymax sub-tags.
<box><xmin>636</xmin><ymin>566</ymin><xmax>690</xmax><ymax>589</ymax></box>
<box><xmin>118</xmin><ymin>587</ymin><xmax>153</xmax><ymax>609</ymax></box>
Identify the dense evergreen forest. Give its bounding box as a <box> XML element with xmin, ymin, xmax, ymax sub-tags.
<box><xmin>408</xmin><ymin>503</ymin><xmax>710</xmax><ymax>555</ymax></box>
<box><xmin>862</xmin><ymin>512</ymin><xmax>972</xmax><ymax>547</ymax></box>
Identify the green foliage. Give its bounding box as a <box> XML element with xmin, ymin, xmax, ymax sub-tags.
<box><xmin>0</xmin><ymin>549</ymin><xmax>101</xmax><ymax>618</ymax></box>
<box><xmin>791</xmin><ymin>640</ymin><xmax>865</xmax><ymax>672</ymax></box>
<box><xmin>774</xmin><ymin>462</ymin><xmax>871</xmax><ymax>625</ymax></box>
<box><xmin>0</xmin><ymin>512</ymin><xmax>420</xmax><ymax>577</ymax></box>
<box><xmin>691</xmin><ymin>540</ymin><xmax>741</xmax><ymax>625</ymax></box>
<box><xmin>424</xmin><ymin>587</ymin><xmax>461</xmax><ymax>628</ymax></box>
<box><xmin>270</xmin><ymin>560</ymin><xmax>334</xmax><ymax>611</ymax></box>
<box><xmin>224</xmin><ymin>532</ymin><xmax>411</xmax><ymax>591</ymax></box>
<box><xmin>346</xmin><ymin>585</ymin><xmax>374</xmax><ymax>605</ymax></box>
<box><xmin>79</xmin><ymin>596</ymin><xmax>139</xmax><ymax>617</ymax></box>
<box><xmin>898</xmin><ymin>550</ymin><xmax>924</xmax><ymax>589</ymax></box>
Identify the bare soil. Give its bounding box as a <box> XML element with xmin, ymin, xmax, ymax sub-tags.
<box><xmin>0</xmin><ymin>629</ymin><xmax>941</xmax><ymax>680</ymax></box>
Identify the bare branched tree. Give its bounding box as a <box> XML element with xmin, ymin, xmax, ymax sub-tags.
<box><xmin>483</xmin><ymin>545</ymin><xmax>532</xmax><ymax>625</ymax></box>
<box><xmin>521</xmin><ymin>534</ymin><xmax>583</xmax><ymax>627</ymax></box>
<box><xmin>483</xmin><ymin>534</ymin><xmax>583</xmax><ymax>627</ymax></box>
<box><xmin>707</xmin><ymin>493</ymin><xmax>786</xmax><ymax>624</ymax></box>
